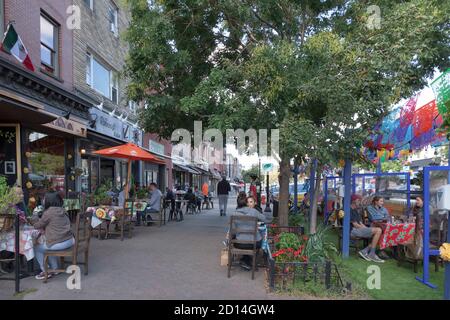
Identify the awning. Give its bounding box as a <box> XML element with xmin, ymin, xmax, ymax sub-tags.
<box><xmin>0</xmin><ymin>96</ymin><xmax>57</xmax><ymax>124</ymax></box>
<box><xmin>193</xmin><ymin>166</ymin><xmax>210</xmax><ymax>175</ymax></box>
<box><xmin>209</xmin><ymin>169</ymin><xmax>222</xmax><ymax>180</ymax></box>
<box><xmin>174</xmin><ymin>164</ymin><xmax>198</xmax><ymax>174</ymax></box>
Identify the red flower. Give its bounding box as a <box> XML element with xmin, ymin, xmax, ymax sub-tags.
<box><xmin>302</xmin><ymin>235</ymin><xmax>309</xmax><ymax>241</ymax></box>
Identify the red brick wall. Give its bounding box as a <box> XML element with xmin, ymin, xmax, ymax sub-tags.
<box><xmin>2</xmin><ymin>0</ymin><xmax>73</xmax><ymax>90</ymax></box>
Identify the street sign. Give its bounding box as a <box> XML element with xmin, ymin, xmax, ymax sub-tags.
<box><xmin>262</xmin><ymin>163</ymin><xmax>273</xmax><ymax>172</ymax></box>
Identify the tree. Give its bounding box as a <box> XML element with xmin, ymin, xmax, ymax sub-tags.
<box><xmin>125</xmin><ymin>0</ymin><xmax>450</xmax><ymax>232</ymax></box>
<box><xmin>241</xmin><ymin>165</ymin><xmax>259</xmax><ymax>183</ymax></box>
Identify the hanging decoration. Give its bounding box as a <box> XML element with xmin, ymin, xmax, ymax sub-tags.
<box><xmin>431</xmin><ymin>68</ymin><xmax>450</xmax><ymax>115</ymax></box>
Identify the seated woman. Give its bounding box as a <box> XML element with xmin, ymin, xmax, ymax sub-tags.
<box><xmin>367</xmin><ymin>196</ymin><xmax>389</xmax><ymax>223</ymax></box>
<box><xmin>230</xmin><ymin>196</ymin><xmax>268</xmax><ymax>270</ymax></box>
<box><xmin>30</xmin><ymin>191</ymin><xmax>74</xmax><ymax>280</ymax></box>
<box><xmin>183</xmin><ymin>188</ymin><xmax>197</xmax><ymax>211</ymax></box>
<box><xmin>236</xmin><ymin>191</ymin><xmax>247</xmax><ymax>209</ymax></box>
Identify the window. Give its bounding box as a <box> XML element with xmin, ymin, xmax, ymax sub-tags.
<box><xmin>40</xmin><ymin>14</ymin><xmax>59</xmax><ymax>75</ymax></box>
<box><xmin>84</xmin><ymin>0</ymin><xmax>94</xmax><ymax>10</ymax></box>
<box><xmin>86</xmin><ymin>53</ymin><xmax>119</xmax><ymax>104</ymax></box>
<box><xmin>0</xmin><ymin>0</ymin><xmax>4</xmax><ymax>36</ymax></box>
<box><xmin>108</xmin><ymin>3</ymin><xmax>118</xmax><ymax>36</ymax></box>
<box><xmin>128</xmin><ymin>101</ymin><xmax>137</xmax><ymax>113</ymax></box>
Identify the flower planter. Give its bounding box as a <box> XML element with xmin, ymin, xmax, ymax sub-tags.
<box><xmin>266</xmin><ymin>243</ymin><xmax>349</xmax><ymax>294</ymax></box>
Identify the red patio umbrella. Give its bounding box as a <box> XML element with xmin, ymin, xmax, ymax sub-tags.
<box><xmin>93</xmin><ymin>142</ymin><xmax>164</xmax><ymax>199</ymax></box>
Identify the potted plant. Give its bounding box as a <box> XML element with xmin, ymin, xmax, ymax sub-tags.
<box><xmin>0</xmin><ymin>176</ymin><xmax>23</xmax><ymax>232</ymax></box>
<box><xmin>93</xmin><ymin>184</ymin><xmax>112</xmax><ymax>206</ymax></box>
<box><xmin>136</xmin><ymin>188</ymin><xmax>148</xmax><ymax>200</ymax></box>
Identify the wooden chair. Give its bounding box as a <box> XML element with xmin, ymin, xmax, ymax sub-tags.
<box><xmin>43</xmin><ymin>209</ymin><xmax>92</xmax><ymax>283</ymax></box>
<box><xmin>106</xmin><ymin>200</ymin><xmax>133</xmax><ymax>241</ymax></box>
<box><xmin>227</xmin><ymin>215</ymin><xmax>260</xmax><ymax>280</ymax></box>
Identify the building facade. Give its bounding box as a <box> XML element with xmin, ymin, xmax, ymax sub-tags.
<box><xmin>0</xmin><ymin>0</ymin><xmax>92</xmax><ymax>208</ymax></box>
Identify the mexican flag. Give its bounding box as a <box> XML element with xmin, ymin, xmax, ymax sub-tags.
<box><xmin>1</xmin><ymin>24</ymin><xmax>35</xmax><ymax>72</ymax></box>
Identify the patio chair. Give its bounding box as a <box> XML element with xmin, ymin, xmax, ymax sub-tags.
<box><xmin>43</xmin><ymin>209</ymin><xmax>92</xmax><ymax>283</ymax></box>
<box><xmin>106</xmin><ymin>200</ymin><xmax>133</xmax><ymax>240</ymax></box>
<box><xmin>227</xmin><ymin>215</ymin><xmax>260</xmax><ymax>280</ymax></box>
<box><xmin>145</xmin><ymin>198</ymin><xmax>166</xmax><ymax>227</ymax></box>
<box><xmin>336</xmin><ymin>226</ymin><xmax>369</xmax><ymax>255</ymax></box>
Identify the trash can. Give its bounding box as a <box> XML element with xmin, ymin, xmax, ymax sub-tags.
<box><xmin>272</xmin><ymin>200</ymin><xmax>279</xmax><ymax>217</ymax></box>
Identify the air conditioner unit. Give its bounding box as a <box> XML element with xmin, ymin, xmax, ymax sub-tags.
<box><xmin>435</xmin><ymin>184</ymin><xmax>450</xmax><ymax>210</ymax></box>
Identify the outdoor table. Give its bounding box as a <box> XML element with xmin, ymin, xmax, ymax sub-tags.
<box><xmin>125</xmin><ymin>201</ymin><xmax>148</xmax><ymax>217</ymax></box>
<box><xmin>87</xmin><ymin>206</ymin><xmax>124</xmax><ymax>229</ymax></box>
<box><xmin>378</xmin><ymin>222</ymin><xmax>416</xmax><ymax>250</ymax></box>
<box><xmin>0</xmin><ymin>224</ymin><xmax>43</xmax><ymax>261</ymax></box>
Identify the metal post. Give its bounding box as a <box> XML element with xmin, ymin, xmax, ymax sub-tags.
<box><xmin>264</xmin><ymin>172</ymin><xmax>271</xmax><ymax>212</ymax></box>
<box><xmin>445</xmin><ymin>213</ymin><xmax>450</xmax><ymax>300</ymax></box>
<box><xmin>293</xmin><ymin>165</ymin><xmax>299</xmax><ymax>214</ymax></box>
<box><xmin>342</xmin><ymin>159</ymin><xmax>352</xmax><ymax>258</ymax></box>
<box><xmin>323</xmin><ymin>177</ymin><xmax>328</xmax><ymax>224</ymax></box>
<box><xmin>14</xmin><ymin>213</ymin><xmax>20</xmax><ymax>294</ymax></box>
<box><xmin>416</xmin><ymin>167</ymin><xmax>437</xmax><ymax>288</ymax></box>
<box><xmin>406</xmin><ymin>172</ymin><xmax>411</xmax><ymax>213</ymax></box>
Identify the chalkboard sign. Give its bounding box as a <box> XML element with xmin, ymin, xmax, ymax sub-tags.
<box><xmin>0</xmin><ymin>127</ymin><xmax>17</xmax><ymax>186</ymax></box>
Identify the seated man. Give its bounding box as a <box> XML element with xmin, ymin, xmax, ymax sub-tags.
<box><xmin>350</xmin><ymin>194</ymin><xmax>384</xmax><ymax>263</ymax></box>
<box><xmin>193</xmin><ymin>186</ymin><xmax>202</xmax><ymax>212</ymax></box>
<box><xmin>183</xmin><ymin>188</ymin><xmax>197</xmax><ymax>212</ymax></box>
<box><xmin>141</xmin><ymin>183</ymin><xmax>162</xmax><ymax>225</ymax></box>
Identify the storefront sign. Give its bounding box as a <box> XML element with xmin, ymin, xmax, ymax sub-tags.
<box><xmin>43</xmin><ymin>117</ymin><xmax>87</xmax><ymax>137</ymax></box>
<box><xmin>89</xmin><ymin>108</ymin><xmax>122</xmax><ymax>140</ymax></box>
<box><xmin>149</xmin><ymin>140</ymin><xmax>165</xmax><ymax>155</ymax></box>
<box><xmin>122</xmin><ymin>123</ymin><xmax>143</xmax><ymax>146</ymax></box>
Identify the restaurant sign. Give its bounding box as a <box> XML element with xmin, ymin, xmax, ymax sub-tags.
<box><xmin>149</xmin><ymin>140</ymin><xmax>165</xmax><ymax>155</ymax></box>
<box><xmin>43</xmin><ymin>117</ymin><xmax>87</xmax><ymax>137</ymax></box>
<box><xmin>122</xmin><ymin>123</ymin><xmax>143</xmax><ymax>146</ymax></box>
<box><xmin>89</xmin><ymin>108</ymin><xmax>122</xmax><ymax>140</ymax></box>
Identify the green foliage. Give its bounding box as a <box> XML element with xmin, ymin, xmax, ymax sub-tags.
<box><xmin>241</xmin><ymin>165</ymin><xmax>259</xmax><ymax>183</ymax></box>
<box><xmin>0</xmin><ymin>176</ymin><xmax>21</xmax><ymax>214</ymax></box>
<box><xmin>288</xmin><ymin>214</ymin><xmax>303</xmax><ymax>227</ymax></box>
<box><xmin>275</xmin><ymin>232</ymin><xmax>303</xmax><ymax>251</ymax></box>
<box><xmin>93</xmin><ymin>181</ymin><xmax>112</xmax><ymax>205</ymax></box>
<box><xmin>303</xmin><ymin>226</ymin><xmax>339</xmax><ymax>263</ymax></box>
<box><xmin>136</xmin><ymin>188</ymin><xmax>148</xmax><ymax>199</ymax></box>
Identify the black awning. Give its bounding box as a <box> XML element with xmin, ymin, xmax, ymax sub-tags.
<box><xmin>0</xmin><ymin>97</ymin><xmax>56</xmax><ymax>124</ymax></box>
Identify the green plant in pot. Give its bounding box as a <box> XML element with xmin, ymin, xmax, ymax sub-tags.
<box><xmin>93</xmin><ymin>183</ymin><xmax>112</xmax><ymax>206</ymax></box>
<box><xmin>0</xmin><ymin>176</ymin><xmax>21</xmax><ymax>215</ymax></box>
<box><xmin>136</xmin><ymin>188</ymin><xmax>148</xmax><ymax>200</ymax></box>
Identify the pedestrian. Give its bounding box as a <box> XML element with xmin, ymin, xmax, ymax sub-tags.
<box><xmin>217</xmin><ymin>175</ymin><xmax>231</xmax><ymax>216</ymax></box>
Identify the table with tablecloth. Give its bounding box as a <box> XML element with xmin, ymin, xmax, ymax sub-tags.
<box><xmin>378</xmin><ymin>222</ymin><xmax>416</xmax><ymax>250</ymax></box>
<box><xmin>87</xmin><ymin>202</ymin><xmax>148</xmax><ymax>229</ymax></box>
<box><xmin>0</xmin><ymin>225</ymin><xmax>43</xmax><ymax>261</ymax></box>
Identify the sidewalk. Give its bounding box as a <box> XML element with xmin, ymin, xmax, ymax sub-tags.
<box><xmin>0</xmin><ymin>197</ymin><xmax>292</xmax><ymax>300</ymax></box>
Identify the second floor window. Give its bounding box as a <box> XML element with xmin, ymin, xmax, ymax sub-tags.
<box><xmin>84</xmin><ymin>0</ymin><xmax>94</xmax><ymax>10</ymax></box>
<box><xmin>86</xmin><ymin>53</ymin><xmax>119</xmax><ymax>104</ymax></box>
<box><xmin>108</xmin><ymin>3</ymin><xmax>118</xmax><ymax>36</ymax></box>
<box><xmin>128</xmin><ymin>101</ymin><xmax>137</xmax><ymax>113</ymax></box>
<box><xmin>40</xmin><ymin>14</ymin><xmax>59</xmax><ymax>75</ymax></box>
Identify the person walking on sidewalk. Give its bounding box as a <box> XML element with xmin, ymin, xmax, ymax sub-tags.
<box><xmin>217</xmin><ymin>175</ymin><xmax>231</xmax><ymax>216</ymax></box>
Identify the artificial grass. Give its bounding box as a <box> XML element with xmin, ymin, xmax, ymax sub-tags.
<box><xmin>283</xmin><ymin>213</ymin><xmax>446</xmax><ymax>300</ymax></box>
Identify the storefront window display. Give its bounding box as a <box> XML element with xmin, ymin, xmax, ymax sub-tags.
<box><xmin>22</xmin><ymin>129</ymin><xmax>73</xmax><ymax>209</ymax></box>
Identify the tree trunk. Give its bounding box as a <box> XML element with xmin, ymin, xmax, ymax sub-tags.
<box><xmin>309</xmin><ymin>166</ymin><xmax>323</xmax><ymax>234</ymax></box>
<box><xmin>278</xmin><ymin>157</ymin><xmax>291</xmax><ymax>227</ymax></box>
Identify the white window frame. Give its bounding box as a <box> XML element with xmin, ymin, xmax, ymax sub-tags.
<box><xmin>109</xmin><ymin>3</ymin><xmax>118</xmax><ymax>37</ymax></box>
<box><xmin>84</xmin><ymin>0</ymin><xmax>94</xmax><ymax>11</ymax></box>
<box><xmin>40</xmin><ymin>13</ymin><xmax>59</xmax><ymax>75</ymax></box>
<box><xmin>86</xmin><ymin>53</ymin><xmax>119</xmax><ymax>104</ymax></box>
<box><xmin>0</xmin><ymin>0</ymin><xmax>4</xmax><ymax>36</ymax></box>
<box><xmin>128</xmin><ymin>101</ymin><xmax>137</xmax><ymax>113</ymax></box>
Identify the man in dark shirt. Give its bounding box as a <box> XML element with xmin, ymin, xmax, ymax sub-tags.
<box><xmin>217</xmin><ymin>176</ymin><xmax>231</xmax><ymax>216</ymax></box>
<box><xmin>350</xmin><ymin>194</ymin><xmax>384</xmax><ymax>263</ymax></box>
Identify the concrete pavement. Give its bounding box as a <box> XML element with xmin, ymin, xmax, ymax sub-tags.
<box><xmin>0</xmin><ymin>196</ymin><xmax>295</xmax><ymax>300</ymax></box>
